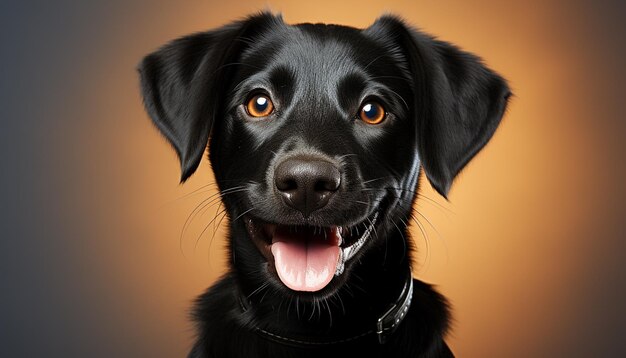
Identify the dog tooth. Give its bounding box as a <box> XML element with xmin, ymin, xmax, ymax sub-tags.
<box><xmin>335</xmin><ymin>249</ymin><xmax>345</xmax><ymax>276</ymax></box>
<box><xmin>337</xmin><ymin>227</ymin><xmax>343</xmax><ymax>246</ymax></box>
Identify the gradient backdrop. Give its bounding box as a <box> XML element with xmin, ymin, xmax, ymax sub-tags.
<box><xmin>1</xmin><ymin>0</ymin><xmax>625</xmax><ymax>357</ymax></box>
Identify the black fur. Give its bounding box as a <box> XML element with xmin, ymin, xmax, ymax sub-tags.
<box><xmin>139</xmin><ymin>12</ymin><xmax>509</xmax><ymax>358</ymax></box>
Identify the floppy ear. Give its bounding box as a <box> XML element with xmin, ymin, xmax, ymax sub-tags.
<box><xmin>420</xmin><ymin>39</ymin><xmax>511</xmax><ymax>198</ymax></box>
<box><xmin>369</xmin><ymin>17</ymin><xmax>511</xmax><ymax>198</ymax></box>
<box><xmin>138</xmin><ymin>13</ymin><xmax>281</xmax><ymax>182</ymax></box>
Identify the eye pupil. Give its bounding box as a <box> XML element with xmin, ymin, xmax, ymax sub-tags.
<box><xmin>359</xmin><ymin>102</ymin><xmax>385</xmax><ymax>124</ymax></box>
<box><xmin>255</xmin><ymin>97</ymin><xmax>268</xmax><ymax>111</ymax></box>
<box><xmin>246</xmin><ymin>94</ymin><xmax>274</xmax><ymax>118</ymax></box>
<box><xmin>363</xmin><ymin>104</ymin><xmax>376</xmax><ymax>118</ymax></box>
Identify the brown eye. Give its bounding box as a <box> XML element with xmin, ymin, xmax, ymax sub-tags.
<box><xmin>246</xmin><ymin>94</ymin><xmax>274</xmax><ymax>118</ymax></box>
<box><xmin>359</xmin><ymin>102</ymin><xmax>385</xmax><ymax>124</ymax></box>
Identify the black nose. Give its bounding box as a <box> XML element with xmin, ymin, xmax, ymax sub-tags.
<box><xmin>274</xmin><ymin>157</ymin><xmax>341</xmax><ymax>217</ymax></box>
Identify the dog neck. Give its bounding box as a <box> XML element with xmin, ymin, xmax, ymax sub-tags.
<box><xmin>236</xmin><ymin>227</ymin><xmax>414</xmax><ymax>347</ymax></box>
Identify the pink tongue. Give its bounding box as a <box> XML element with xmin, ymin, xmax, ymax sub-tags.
<box><xmin>271</xmin><ymin>228</ymin><xmax>340</xmax><ymax>292</ymax></box>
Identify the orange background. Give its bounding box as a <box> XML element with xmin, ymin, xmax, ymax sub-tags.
<box><xmin>2</xmin><ymin>1</ymin><xmax>624</xmax><ymax>357</ymax></box>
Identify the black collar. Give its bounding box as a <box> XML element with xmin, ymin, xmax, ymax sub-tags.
<box><xmin>239</xmin><ymin>270</ymin><xmax>414</xmax><ymax>346</ymax></box>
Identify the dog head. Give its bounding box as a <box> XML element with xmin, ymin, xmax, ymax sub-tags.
<box><xmin>139</xmin><ymin>13</ymin><xmax>509</xmax><ymax>297</ymax></box>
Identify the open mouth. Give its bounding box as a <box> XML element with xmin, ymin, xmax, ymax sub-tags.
<box><xmin>245</xmin><ymin>212</ymin><xmax>379</xmax><ymax>292</ymax></box>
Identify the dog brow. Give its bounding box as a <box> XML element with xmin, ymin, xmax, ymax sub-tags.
<box><xmin>268</xmin><ymin>65</ymin><xmax>296</xmax><ymax>104</ymax></box>
<box><xmin>336</xmin><ymin>73</ymin><xmax>367</xmax><ymax>110</ymax></box>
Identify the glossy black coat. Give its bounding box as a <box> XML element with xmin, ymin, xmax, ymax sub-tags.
<box><xmin>139</xmin><ymin>12</ymin><xmax>510</xmax><ymax>358</ymax></box>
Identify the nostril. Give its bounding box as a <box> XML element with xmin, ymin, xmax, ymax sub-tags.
<box><xmin>314</xmin><ymin>176</ymin><xmax>340</xmax><ymax>192</ymax></box>
<box><xmin>276</xmin><ymin>178</ymin><xmax>298</xmax><ymax>192</ymax></box>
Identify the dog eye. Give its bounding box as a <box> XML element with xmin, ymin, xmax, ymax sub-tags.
<box><xmin>246</xmin><ymin>94</ymin><xmax>274</xmax><ymax>118</ymax></box>
<box><xmin>359</xmin><ymin>102</ymin><xmax>385</xmax><ymax>124</ymax></box>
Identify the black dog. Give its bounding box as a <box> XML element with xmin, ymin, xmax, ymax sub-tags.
<box><xmin>139</xmin><ymin>12</ymin><xmax>509</xmax><ymax>357</ymax></box>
